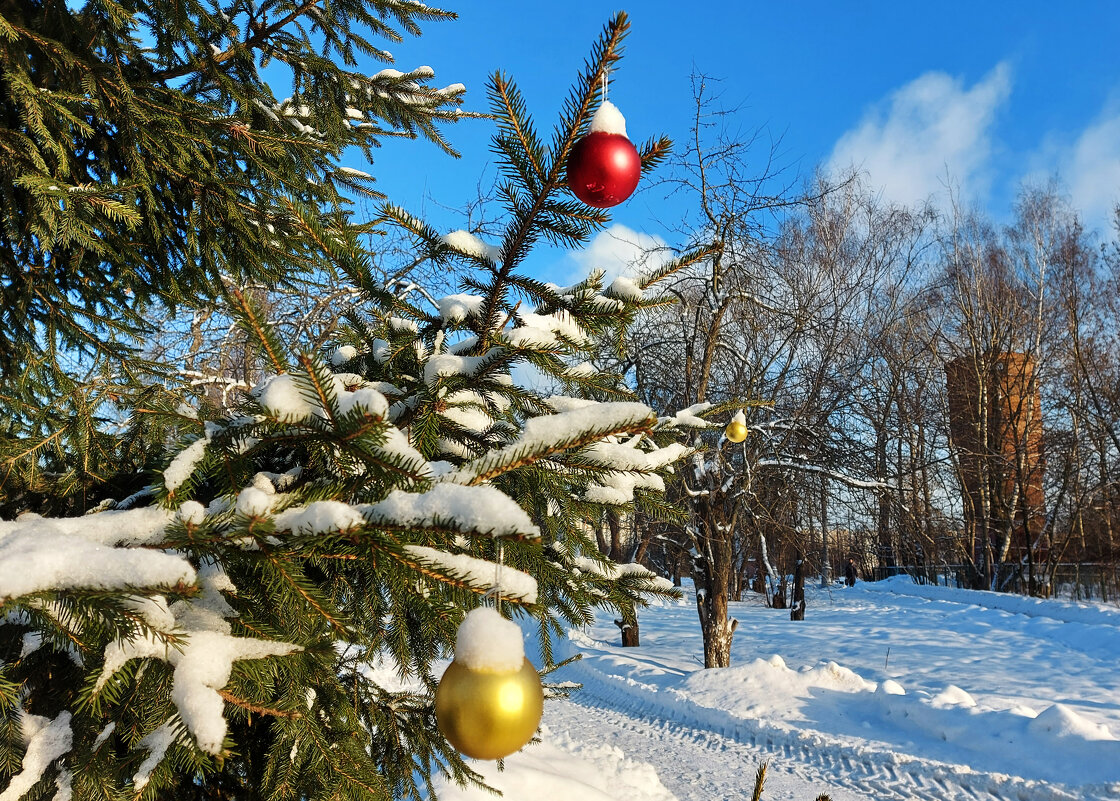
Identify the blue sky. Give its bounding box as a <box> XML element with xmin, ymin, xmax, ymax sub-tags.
<box><xmin>355</xmin><ymin>1</ymin><xmax>1120</xmax><ymax>283</ymax></box>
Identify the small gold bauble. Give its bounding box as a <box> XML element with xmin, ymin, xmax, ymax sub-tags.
<box><xmin>434</xmin><ymin>658</ymin><xmax>544</xmax><ymax>760</ymax></box>
<box><xmin>725</xmin><ymin>420</ymin><xmax>748</xmax><ymax>443</ymax></box>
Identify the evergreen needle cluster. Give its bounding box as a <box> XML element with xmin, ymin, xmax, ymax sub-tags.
<box><xmin>0</xmin><ymin>0</ymin><xmax>466</xmax><ymax>514</ymax></box>
<box><xmin>2</xmin><ymin>9</ymin><xmax>701</xmax><ymax>801</ymax></box>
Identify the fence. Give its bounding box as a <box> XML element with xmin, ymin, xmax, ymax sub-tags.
<box><xmin>871</xmin><ymin>562</ymin><xmax>1120</xmax><ymax>604</ymax></box>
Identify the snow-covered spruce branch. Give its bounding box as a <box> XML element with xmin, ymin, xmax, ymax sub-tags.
<box><xmin>446</xmin><ymin>403</ymin><xmax>660</xmax><ymax>487</ymax></box>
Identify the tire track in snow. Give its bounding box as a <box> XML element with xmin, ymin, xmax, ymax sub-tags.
<box><xmin>557</xmin><ymin>661</ymin><xmax>1115</xmax><ymax>801</ymax></box>
<box><xmin>548</xmin><ymin>699</ymin><xmax>867</xmax><ymax>801</ymax></box>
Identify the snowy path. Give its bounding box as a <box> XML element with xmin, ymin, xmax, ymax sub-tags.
<box><xmin>547</xmin><ymin>695</ymin><xmax>865</xmax><ymax>801</ymax></box>
<box><xmin>552</xmin><ymin>669</ymin><xmax>1093</xmax><ymax>801</ymax></box>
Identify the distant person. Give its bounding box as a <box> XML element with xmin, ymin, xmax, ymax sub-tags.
<box><xmin>844</xmin><ymin>557</ymin><xmax>857</xmax><ymax>587</ymax></box>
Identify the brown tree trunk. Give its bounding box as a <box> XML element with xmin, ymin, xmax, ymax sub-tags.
<box><xmin>614</xmin><ymin>607</ymin><xmax>640</xmax><ymax>647</ymax></box>
<box><xmin>697</xmin><ymin>586</ymin><xmax>736</xmax><ymax>667</ymax></box>
<box><xmin>607</xmin><ymin>510</ymin><xmax>624</xmax><ymax>562</ymax></box>
<box><xmin>771</xmin><ymin>575</ymin><xmax>788</xmax><ymax>609</ymax></box>
<box><xmin>632</xmin><ymin>517</ymin><xmax>652</xmax><ymax>565</ymax></box>
<box><xmin>693</xmin><ymin>510</ymin><xmax>738</xmax><ymax>668</ymax></box>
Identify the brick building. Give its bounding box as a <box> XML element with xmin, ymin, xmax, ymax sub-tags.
<box><xmin>946</xmin><ymin>353</ymin><xmax>1044</xmax><ymax>564</ymax></box>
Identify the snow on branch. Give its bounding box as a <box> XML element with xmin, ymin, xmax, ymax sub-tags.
<box><xmin>605</xmin><ymin>276</ymin><xmax>643</xmax><ymax>302</ymax></box>
<box><xmin>573</xmin><ymin>557</ymin><xmax>675</xmax><ymax>591</ymax></box>
<box><xmin>403</xmin><ymin>546</ymin><xmax>538</xmax><ymax>603</ymax></box>
<box><xmin>503</xmin><ymin>310</ymin><xmax>590</xmax><ymax>349</ymax></box>
<box><xmin>437</xmin><ymin>293</ymin><xmax>485</xmax><ymax>323</ymax></box>
<box><xmin>164</xmin><ymin>430</ymin><xmax>211</xmax><ymax>494</ymax></box>
<box><xmin>269</xmin><ymin>486</ymin><xmax>539</xmax><ymax>541</ymax></box>
<box><xmin>253</xmin><ymin>372</ymin><xmax>389</xmax><ymax>422</ymax></box>
<box><xmin>0</xmin><ymin>506</ymin><xmax>173</xmax><ymax>547</ymax></box>
<box><xmin>0</xmin><ymin>712</ymin><xmax>72</xmax><ymax>801</ymax></box>
<box><xmin>272</xmin><ymin>500</ymin><xmax>367</xmax><ymax>534</ymax></box>
<box><xmin>659</xmin><ymin>401</ymin><xmax>713</xmax><ymax>428</ymax></box>
<box><xmin>581</xmin><ymin>441</ymin><xmax>693</xmax><ymax>505</ymax></box>
<box><xmin>132</xmin><ymin>720</ymin><xmax>178</xmax><ymax>791</ymax></box>
<box><xmin>440</xmin><ymin>230</ymin><xmax>502</xmax><ymax>264</ymax></box>
<box><xmin>363</xmin><ymin>484</ymin><xmax>540</xmax><ymax>540</ymax></box>
<box><xmin>544</xmin><ymin>396</ymin><xmax>596</xmax><ymax>413</ymax></box>
<box><xmin>446</xmin><ymin>402</ymin><xmax>658</xmax><ymax>487</ymax></box>
<box><xmin>423</xmin><ymin>349</ymin><xmax>504</xmax><ymax>386</ymax></box>
<box><xmin>95</xmin><ymin>566</ymin><xmax>300</xmax><ymax>756</ymax></box>
<box><xmin>0</xmin><ymin>517</ymin><xmax>193</xmax><ymax>603</ymax></box>
<box><xmin>584</xmin><ymin>472</ymin><xmax>664</xmax><ymax>505</ymax></box>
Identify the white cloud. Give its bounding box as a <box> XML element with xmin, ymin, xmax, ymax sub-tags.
<box><xmin>1050</xmin><ymin>106</ymin><xmax>1120</xmax><ymax>233</ymax></box>
<box><xmin>827</xmin><ymin>63</ymin><xmax>1012</xmax><ymax>208</ymax></box>
<box><xmin>567</xmin><ymin>224</ymin><xmax>670</xmax><ymax>285</ymax></box>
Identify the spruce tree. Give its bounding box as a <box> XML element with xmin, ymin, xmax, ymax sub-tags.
<box><xmin>1</xmin><ymin>12</ymin><xmax>708</xmax><ymax>801</ymax></box>
<box><xmin>0</xmin><ymin>0</ymin><xmax>465</xmax><ymax>513</ymax></box>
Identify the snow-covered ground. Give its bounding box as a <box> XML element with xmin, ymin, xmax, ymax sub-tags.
<box><xmin>433</xmin><ymin>578</ymin><xmax>1120</xmax><ymax>801</ymax></box>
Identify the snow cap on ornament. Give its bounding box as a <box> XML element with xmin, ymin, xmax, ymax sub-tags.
<box><xmin>567</xmin><ymin>100</ymin><xmax>641</xmax><ymax>208</ymax></box>
<box><xmin>434</xmin><ymin>607</ymin><xmax>543</xmax><ymax>760</ymax></box>
<box><xmin>452</xmin><ymin>606</ymin><xmax>525</xmax><ymax>672</ymax></box>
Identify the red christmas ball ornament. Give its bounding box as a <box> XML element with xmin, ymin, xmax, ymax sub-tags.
<box><xmin>566</xmin><ymin>101</ymin><xmax>641</xmax><ymax>208</ymax></box>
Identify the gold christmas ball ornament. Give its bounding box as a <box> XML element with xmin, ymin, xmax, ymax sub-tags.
<box><xmin>725</xmin><ymin>410</ymin><xmax>749</xmax><ymax>443</ymax></box>
<box><xmin>434</xmin><ymin>607</ymin><xmax>544</xmax><ymax>760</ymax></box>
<box><xmin>434</xmin><ymin>657</ymin><xmax>544</xmax><ymax>760</ymax></box>
<box><xmin>724</xmin><ymin>420</ymin><xmax>748</xmax><ymax>443</ymax></box>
